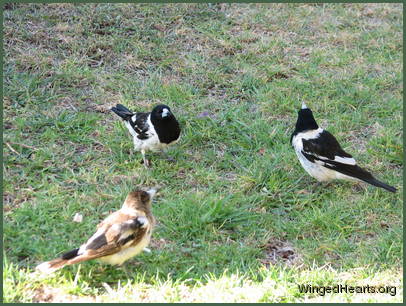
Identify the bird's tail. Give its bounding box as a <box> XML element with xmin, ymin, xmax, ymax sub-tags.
<box><xmin>36</xmin><ymin>258</ymin><xmax>69</xmax><ymax>274</ymax></box>
<box><xmin>36</xmin><ymin>248</ymin><xmax>88</xmax><ymax>274</ymax></box>
<box><xmin>111</xmin><ymin>104</ymin><xmax>134</xmax><ymax>120</ymax></box>
<box><xmin>363</xmin><ymin>177</ymin><xmax>397</xmax><ymax>193</ymax></box>
<box><xmin>324</xmin><ymin>162</ymin><xmax>397</xmax><ymax>193</ymax></box>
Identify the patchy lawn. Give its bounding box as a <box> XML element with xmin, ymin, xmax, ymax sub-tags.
<box><xmin>3</xmin><ymin>3</ymin><xmax>403</xmax><ymax>302</ymax></box>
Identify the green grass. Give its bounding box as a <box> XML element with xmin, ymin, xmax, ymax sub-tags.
<box><xmin>3</xmin><ymin>3</ymin><xmax>403</xmax><ymax>302</ymax></box>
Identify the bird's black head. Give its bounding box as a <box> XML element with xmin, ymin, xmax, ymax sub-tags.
<box><xmin>151</xmin><ymin>104</ymin><xmax>173</xmax><ymax>121</ymax></box>
<box><xmin>294</xmin><ymin>102</ymin><xmax>319</xmax><ymax>133</ymax></box>
<box><xmin>150</xmin><ymin>104</ymin><xmax>180</xmax><ymax>144</ymax></box>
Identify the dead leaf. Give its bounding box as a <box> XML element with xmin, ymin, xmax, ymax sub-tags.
<box><xmin>296</xmin><ymin>189</ymin><xmax>310</xmax><ymax>195</ymax></box>
<box><xmin>73</xmin><ymin>213</ymin><xmax>83</xmax><ymax>223</ymax></box>
<box><xmin>258</xmin><ymin>148</ymin><xmax>266</xmax><ymax>155</ymax></box>
<box><xmin>197</xmin><ymin>111</ymin><xmax>210</xmax><ymax>118</ymax></box>
<box><xmin>152</xmin><ymin>24</ymin><xmax>166</xmax><ymax>32</ymax></box>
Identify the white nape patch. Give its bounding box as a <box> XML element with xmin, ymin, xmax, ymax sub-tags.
<box><xmin>162</xmin><ymin>108</ymin><xmax>169</xmax><ymax>117</ymax></box>
<box><xmin>301</xmin><ymin>102</ymin><xmax>308</xmax><ymax>109</ymax></box>
<box><xmin>300</xmin><ymin>127</ymin><xmax>323</xmax><ymax>140</ymax></box>
<box><xmin>292</xmin><ymin>128</ymin><xmax>323</xmax><ymax>151</ymax></box>
<box><xmin>131</xmin><ymin>114</ymin><xmax>137</xmax><ymax>123</ymax></box>
<box><xmin>120</xmin><ymin>206</ymin><xmax>139</xmax><ymax>216</ymax></box>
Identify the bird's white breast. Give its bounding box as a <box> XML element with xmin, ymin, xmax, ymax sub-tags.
<box><xmin>126</xmin><ymin>115</ymin><xmax>169</xmax><ymax>152</ymax></box>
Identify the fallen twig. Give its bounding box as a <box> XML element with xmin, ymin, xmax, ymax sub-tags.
<box><xmin>5</xmin><ymin>142</ymin><xmax>20</xmax><ymax>155</ymax></box>
<box><xmin>6</xmin><ymin>142</ymin><xmax>37</xmax><ymax>150</ymax></box>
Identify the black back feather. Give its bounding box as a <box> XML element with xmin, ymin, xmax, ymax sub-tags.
<box><xmin>111</xmin><ymin>104</ymin><xmax>134</xmax><ymax>121</ymax></box>
<box><xmin>61</xmin><ymin>248</ymin><xmax>79</xmax><ymax>260</ymax></box>
<box><xmin>86</xmin><ymin>234</ymin><xmax>107</xmax><ymax>250</ymax></box>
<box><xmin>132</xmin><ymin>112</ymin><xmax>150</xmax><ymax>140</ymax></box>
<box><xmin>302</xmin><ymin>130</ymin><xmax>353</xmax><ymax>159</ymax></box>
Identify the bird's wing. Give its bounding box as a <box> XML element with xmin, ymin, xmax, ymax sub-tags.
<box><xmin>128</xmin><ymin>112</ymin><xmax>151</xmax><ymax>140</ymax></box>
<box><xmin>300</xmin><ymin>130</ymin><xmax>378</xmax><ymax>181</ymax></box>
<box><xmin>301</xmin><ymin>130</ymin><xmax>356</xmax><ymax>165</ymax></box>
<box><xmin>111</xmin><ymin>104</ymin><xmax>134</xmax><ymax>120</ymax></box>
<box><xmin>78</xmin><ymin>213</ymin><xmax>150</xmax><ymax>259</ymax></box>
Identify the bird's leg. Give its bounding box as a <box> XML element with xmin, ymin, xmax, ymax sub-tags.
<box><xmin>310</xmin><ymin>181</ymin><xmax>324</xmax><ymax>193</ymax></box>
<box><xmin>118</xmin><ymin>263</ymin><xmax>132</xmax><ymax>279</ymax></box>
<box><xmin>120</xmin><ymin>259</ymin><xmax>143</xmax><ymax>280</ymax></box>
<box><xmin>123</xmin><ymin>265</ymin><xmax>131</xmax><ymax>278</ymax></box>
<box><xmin>314</xmin><ymin>181</ymin><xmax>323</xmax><ymax>188</ymax></box>
<box><xmin>324</xmin><ymin>182</ymin><xmax>334</xmax><ymax>188</ymax></box>
<box><xmin>352</xmin><ymin>182</ymin><xmax>365</xmax><ymax>192</ymax></box>
<box><xmin>141</xmin><ymin>149</ymin><xmax>150</xmax><ymax>168</ymax></box>
<box><xmin>128</xmin><ymin>141</ymin><xmax>136</xmax><ymax>160</ymax></box>
<box><xmin>312</xmin><ymin>181</ymin><xmax>334</xmax><ymax>193</ymax></box>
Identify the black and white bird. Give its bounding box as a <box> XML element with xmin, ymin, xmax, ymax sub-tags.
<box><xmin>291</xmin><ymin>102</ymin><xmax>397</xmax><ymax>193</ymax></box>
<box><xmin>111</xmin><ymin>104</ymin><xmax>181</xmax><ymax>167</ymax></box>
<box><xmin>36</xmin><ymin>188</ymin><xmax>158</xmax><ymax>274</ymax></box>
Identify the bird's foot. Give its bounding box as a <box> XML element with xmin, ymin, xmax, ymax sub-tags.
<box><xmin>352</xmin><ymin>183</ymin><xmax>365</xmax><ymax>192</ymax></box>
<box><xmin>320</xmin><ymin>182</ymin><xmax>334</xmax><ymax>188</ymax></box>
<box><xmin>311</xmin><ymin>181</ymin><xmax>332</xmax><ymax>193</ymax></box>
<box><xmin>140</xmin><ymin>159</ymin><xmax>151</xmax><ymax>168</ymax></box>
<box><xmin>312</xmin><ymin>181</ymin><xmax>323</xmax><ymax>188</ymax></box>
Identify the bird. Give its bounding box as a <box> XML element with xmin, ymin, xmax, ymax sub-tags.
<box><xmin>290</xmin><ymin>102</ymin><xmax>397</xmax><ymax>193</ymax></box>
<box><xmin>111</xmin><ymin>104</ymin><xmax>181</xmax><ymax>167</ymax></box>
<box><xmin>36</xmin><ymin>188</ymin><xmax>158</xmax><ymax>274</ymax></box>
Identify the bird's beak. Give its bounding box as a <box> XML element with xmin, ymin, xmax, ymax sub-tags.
<box><xmin>301</xmin><ymin>102</ymin><xmax>308</xmax><ymax>109</ymax></box>
<box><xmin>146</xmin><ymin>186</ymin><xmax>160</xmax><ymax>198</ymax></box>
<box><xmin>162</xmin><ymin>108</ymin><xmax>170</xmax><ymax>118</ymax></box>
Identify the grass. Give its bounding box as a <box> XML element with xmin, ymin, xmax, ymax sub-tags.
<box><xmin>3</xmin><ymin>3</ymin><xmax>403</xmax><ymax>302</ymax></box>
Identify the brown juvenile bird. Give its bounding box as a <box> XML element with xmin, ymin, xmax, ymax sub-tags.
<box><xmin>36</xmin><ymin>188</ymin><xmax>158</xmax><ymax>274</ymax></box>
